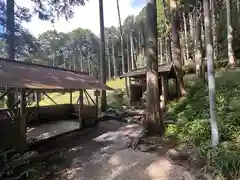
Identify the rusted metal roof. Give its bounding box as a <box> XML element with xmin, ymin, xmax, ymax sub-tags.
<box><xmin>0</xmin><ymin>58</ymin><xmax>112</xmax><ymax>91</ymax></box>
<box><xmin>120</xmin><ymin>63</ymin><xmax>174</xmax><ymax>79</ymax></box>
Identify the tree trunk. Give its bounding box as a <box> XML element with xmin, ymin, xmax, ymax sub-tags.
<box><xmin>99</xmin><ymin>0</ymin><xmax>107</xmax><ymax>112</ymax></box>
<box><xmin>189</xmin><ymin>13</ymin><xmax>194</xmax><ymax>60</ymax></box>
<box><xmin>159</xmin><ymin>38</ymin><xmax>163</xmax><ymax>64</ymax></box>
<box><xmin>73</xmin><ymin>50</ymin><xmax>76</xmax><ymax>71</ymax></box>
<box><xmin>130</xmin><ymin>31</ymin><xmax>137</xmax><ymax>70</ymax></box>
<box><xmin>112</xmin><ymin>43</ymin><xmax>117</xmax><ymax>77</ymax></box>
<box><xmin>79</xmin><ymin>48</ymin><xmax>84</xmax><ymax>71</ymax></box>
<box><xmin>180</xmin><ymin>32</ymin><xmax>185</xmax><ymax>66</ymax></box>
<box><xmin>126</xmin><ymin>38</ymin><xmax>131</xmax><ymax>72</ymax></box>
<box><xmin>194</xmin><ymin>12</ymin><xmax>204</xmax><ymax>78</ymax></box>
<box><xmin>171</xmin><ymin>6</ymin><xmax>186</xmax><ymax>96</ymax></box>
<box><xmin>210</xmin><ymin>0</ymin><xmax>218</xmax><ymax>60</ymax></box>
<box><xmin>116</xmin><ymin>0</ymin><xmax>125</xmax><ymax>74</ymax></box>
<box><xmin>189</xmin><ymin>13</ymin><xmax>194</xmax><ymax>41</ymax></box>
<box><xmin>183</xmin><ymin>12</ymin><xmax>189</xmax><ymax>64</ymax></box>
<box><xmin>88</xmin><ymin>58</ymin><xmax>91</xmax><ymax>75</ymax></box>
<box><xmin>163</xmin><ymin>35</ymin><xmax>173</xmax><ymax>64</ymax></box>
<box><xmin>107</xmin><ymin>40</ymin><xmax>112</xmax><ymax>79</ymax></box>
<box><xmin>203</xmin><ymin>0</ymin><xmax>219</xmax><ymax>147</ymax></box>
<box><xmin>145</xmin><ymin>0</ymin><xmax>164</xmax><ymax>135</ymax></box>
<box><xmin>6</xmin><ymin>0</ymin><xmax>15</xmax><ymax>109</ymax></box>
<box><xmin>116</xmin><ymin>0</ymin><xmax>129</xmax><ymax>97</ymax></box>
<box><xmin>225</xmin><ymin>0</ymin><xmax>235</xmax><ymax>68</ymax></box>
<box><xmin>162</xmin><ymin>0</ymin><xmax>172</xmax><ymax>64</ymax></box>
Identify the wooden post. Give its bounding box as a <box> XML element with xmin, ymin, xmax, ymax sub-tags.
<box><xmin>128</xmin><ymin>77</ymin><xmax>132</xmax><ymax>106</ymax></box>
<box><xmin>36</xmin><ymin>91</ymin><xmax>40</xmax><ymax>107</ymax></box>
<box><xmin>99</xmin><ymin>0</ymin><xmax>107</xmax><ymax>111</ymax></box>
<box><xmin>161</xmin><ymin>75</ymin><xmax>168</xmax><ymax>106</ymax></box>
<box><xmin>18</xmin><ymin>89</ymin><xmax>26</xmax><ymax>149</ymax></box>
<box><xmin>95</xmin><ymin>90</ymin><xmax>100</xmax><ymax>124</ymax></box>
<box><xmin>70</xmin><ymin>91</ymin><xmax>73</xmax><ymax>104</ymax></box>
<box><xmin>79</xmin><ymin>90</ymin><xmax>83</xmax><ymax>129</ymax></box>
<box><xmin>175</xmin><ymin>78</ymin><xmax>180</xmax><ymax>99</ymax></box>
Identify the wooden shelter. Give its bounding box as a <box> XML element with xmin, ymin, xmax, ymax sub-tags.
<box><xmin>0</xmin><ymin>58</ymin><xmax>112</xmax><ymax>149</ymax></box>
<box><xmin>120</xmin><ymin>63</ymin><xmax>177</xmax><ymax>105</ymax></box>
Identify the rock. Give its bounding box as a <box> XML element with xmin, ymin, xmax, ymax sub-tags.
<box><xmin>138</xmin><ymin>144</ymin><xmax>157</xmax><ymax>152</ymax></box>
<box><xmin>124</xmin><ymin>117</ymin><xmax>134</xmax><ymax>123</ymax></box>
<box><xmin>167</xmin><ymin>148</ymin><xmax>189</xmax><ymax>161</ymax></box>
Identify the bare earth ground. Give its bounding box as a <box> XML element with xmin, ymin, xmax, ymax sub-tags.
<box><xmin>38</xmin><ymin>120</ymin><xmax>197</xmax><ymax>180</ymax></box>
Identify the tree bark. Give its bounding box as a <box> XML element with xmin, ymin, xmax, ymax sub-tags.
<box><xmin>6</xmin><ymin>0</ymin><xmax>15</xmax><ymax>60</ymax></box>
<box><xmin>116</xmin><ymin>0</ymin><xmax>129</xmax><ymax>97</ymax></box>
<box><xmin>112</xmin><ymin>43</ymin><xmax>117</xmax><ymax>77</ymax></box>
<box><xmin>99</xmin><ymin>0</ymin><xmax>107</xmax><ymax>112</ymax></box>
<box><xmin>171</xmin><ymin>6</ymin><xmax>186</xmax><ymax>96</ymax></box>
<box><xmin>130</xmin><ymin>30</ymin><xmax>137</xmax><ymax>70</ymax></box>
<box><xmin>225</xmin><ymin>0</ymin><xmax>235</xmax><ymax>68</ymax></box>
<box><xmin>145</xmin><ymin>0</ymin><xmax>164</xmax><ymax>135</ymax></box>
<box><xmin>189</xmin><ymin>13</ymin><xmax>194</xmax><ymax>41</ymax></box>
<box><xmin>164</xmin><ymin>35</ymin><xmax>173</xmax><ymax>64</ymax></box>
<box><xmin>126</xmin><ymin>38</ymin><xmax>131</xmax><ymax>72</ymax></box>
<box><xmin>210</xmin><ymin>0</ymin><xmax>218</xmax><ymax>60</ymax></box>
<box><xmin>203</xmin><ymin>0</ymin><xmax>219</xmax><ymax>147</ymax></box>
<box><xmin>183</xmin><ymin>12</ymin><xmax>189</xmax><ymax>64</ymax></box>
<box><xmin>107</xmin><ymin>39</ymin><xmax>112</xmax><ymax>79</ymax></box>
<box><xmin>162</xmin><ymin>0</ymin><xmax>172</xmax><ymax>64</ymax></box>
<box><xmin>18</xmin><ymin>89</ymin><xmax>26</xmax><ymax>149</ymax></box>
<box><xmin>159</xmin><ymin>38</ymin><xmax>163</xmax><ymax>64</ymax></box>
<box><xmin>189</xmin><ymin>13</ymin><xmax>195</xmax><ymax>61</ymax></box>
<box><xmin>79</xmin><ymin>47</ymin><xmax>84</xmax><ymax>71</ymax></box>
<box><xmin>194</xmin><ymin>12</ymin><xmax>204</xmax><ymax>78</ymax></box>
<box><xmin>6</xmin><ymin>0</ymin><xmax>15</xmax><ymax>109</ymax></box>
<box><xmin>116</xmin><ymin>0</ymin><xmax>126</xmax><ymax>74</ymax></box>
<box><xmin>73</xmin><ymin>49</ymin><xmax>76</xmax><ymax>71</ymax></box>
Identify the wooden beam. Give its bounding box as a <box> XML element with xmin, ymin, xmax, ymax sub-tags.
<box><xmin>95</xmin><ymin>90</ymin><xmax>100</xmax><ymax>124</ymax></box>
<box><xmin>76</xmin><ymin>96</ymin><xmax>80</xmax><ymax>104</ymax></box>
<box><xmin>84</xmin><ymin>90</ymin><xmax>91</xmax><ymax>105</ymax></box>
<box><xmin>36</xmin><ymin>92</ymin><xmax>40</xmax><ymax>107</ymax></box>
<box><xmin>42</xmin><ymin>92</ymin><xmax>57</xmax><ymax>105</ymax></box>
<box><xmin>161</xmin><ymin>75</ymin><xmax>168</xmax><ymax>106</ymax></box>
<box><xmin>13</xmin><ymin>90</ymin><xmax>33</xmax><ymax>108</ymax></box>
<box><xmin>0</xmin><ymin>91</ymin><xmax>8</xmax><ymax>101</ymax></box>
<box><xmin>84</xmin><ymin>90</ymin><xmax>96</xmax><ymax>105</ymax></box>
<box><xmin>70</xmin><ymin>91</ymin><xmax>73</xmax><ymax>104</ymax></box>
<box><xmin>79</xmin><ymin>90</ymin><xmax>83</xmax><ymax>129</ymax></box>
<box><xmin>18</xmin><ymin>89</ymin><xmax>26</xmax><ymax>149</ymax></box>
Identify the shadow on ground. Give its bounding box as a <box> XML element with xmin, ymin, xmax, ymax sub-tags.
<box><xmin>36</xmin><ymin>120</ymin><xmax>196</xmax><ymax>180</ymax></box>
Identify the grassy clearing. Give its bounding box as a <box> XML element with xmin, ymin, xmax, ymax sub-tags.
<box><xmin>107</xmin><ymin>78</ymin><xmax>125</xmax><ymax>90</ymax></box>
<box><xmin>37</xmin><ymin>78</ymin><xmax>127</xmax><ymax>108</ymax></box>
<box><xmin>166</xmin><ymin>70</ymin><xmax>240</xmax><ymax>179</ymax></box>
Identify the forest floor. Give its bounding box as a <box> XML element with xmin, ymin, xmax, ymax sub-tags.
<box><xmin>35</xmin><ymin>120</ymin><xmax>202</xmax><ymax>180</ymax></box>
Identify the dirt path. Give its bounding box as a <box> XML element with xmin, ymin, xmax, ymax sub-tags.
<box><xmin>39</xmin><ymin>121</ymin><xmax>196</xmax><ymax>180</ymax></box>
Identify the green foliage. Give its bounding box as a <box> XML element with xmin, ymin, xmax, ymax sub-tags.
<box><xmin>166</xmin><ymin>71</ymin><xmax>240</xmax><ymax>179</ymax></box>
<box><xmin>107</xmin><ymin>89</ymin><xmax>126</xmax><ymax>110</ymax></box>
<box><xmin>30</xmin><ymin>0</ymin><xmax>87</xmax><ymax>21</ymax></box>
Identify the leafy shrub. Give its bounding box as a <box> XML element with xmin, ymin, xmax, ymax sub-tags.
<box><xmin>166</xmin><ymin>70</ymin><xmax>240</xmax><ymax>179</ymax></box>
<box><xmin>107</xmin><ymin>89</ymin><xmax>127</xmax><ymax>110</ymax></box>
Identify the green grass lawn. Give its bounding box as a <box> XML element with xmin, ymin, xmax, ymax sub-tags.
<box><xmin>37</xmin><ymin>78</ymin><xmax>126</xmax><ymax>107</ymax></box>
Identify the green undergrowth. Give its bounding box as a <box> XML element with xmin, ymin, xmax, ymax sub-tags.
<box><xmin>166</xmin><ymin>70</ymin><xmax>240</xmax><ymax>179</ymax></box>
